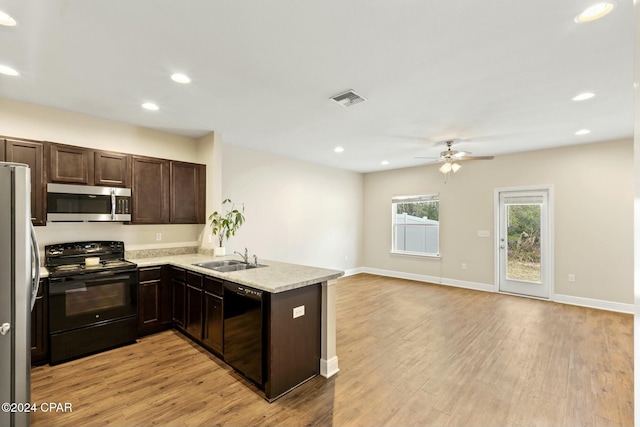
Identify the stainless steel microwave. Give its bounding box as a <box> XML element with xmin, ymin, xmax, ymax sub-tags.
<box><xmin>47</xmin><ymin>183</ymin><xmax>132</xmax><ymax>222</ymax></box>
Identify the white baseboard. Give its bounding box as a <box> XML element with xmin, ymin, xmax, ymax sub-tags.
<box><xmin>553</xmin><ymin>294</ymin><xmax>634</xmax><ymax>314</ymax></box>
<box><xmin>343</xmin><ymin>267</ymin><xmax>366</xmax><ymax>276</ymax></box>
<box><xmin>320</xmin><ymin>356</ymin><xmax>339</xmax><ymax>378</ymax></box>
<box><xmin>362</xmin><ymin>267</ymin><xmax>494</xmax><ymax>293</ymax></box>
<box><xmin>347</xmin><ymin>267</ymin><xmax>632</xmax><ymax>314</ymax></box>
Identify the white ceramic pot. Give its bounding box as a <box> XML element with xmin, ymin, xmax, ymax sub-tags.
<box><xmin>214</xmin><ymin>246</ymin><xmax>226</xmax><ymax>257</ymax></box>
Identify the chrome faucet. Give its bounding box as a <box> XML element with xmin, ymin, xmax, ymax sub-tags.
<box><xmin>234</xmin><ymin>247</ymin><xmax>249</xmax><ymax>263</ymax></box>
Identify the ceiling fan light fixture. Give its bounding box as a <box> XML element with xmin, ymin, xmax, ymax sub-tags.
<box><xmin>451</xmin><ymin>163</ymin><xmax>461</xmax><ymax>173</ymax></box>
<box><xmin>575</xmin><ymin>2</ymin><xmax>616</xmax><ymax>23</ymax></box>
<box><xmin>439</xmin><ymin>162</ymin><xmax>452</xmax><ymax>174</ymax></box>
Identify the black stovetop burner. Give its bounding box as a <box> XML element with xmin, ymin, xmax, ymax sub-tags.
<box><xmin>45</xmin><ymin>241</ymin><xmax>137</xmax><ymax>277</ymax></box>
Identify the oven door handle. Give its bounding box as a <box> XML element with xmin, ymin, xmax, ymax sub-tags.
<box><xmin>50</xmin><ymin>273</ymin><xmax>133</xmax><ymax>294</ymax></box>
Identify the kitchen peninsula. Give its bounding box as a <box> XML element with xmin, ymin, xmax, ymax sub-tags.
<box><xmin>132</xmin><ymin>253</ymin><xmax>343</xmax><ymax>401</ymax></box>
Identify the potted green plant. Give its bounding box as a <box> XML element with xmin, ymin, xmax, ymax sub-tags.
<box><xmin>208</xmin><ymin>199</ymin><xmax>245</xmax><ymax>256</ymax></box>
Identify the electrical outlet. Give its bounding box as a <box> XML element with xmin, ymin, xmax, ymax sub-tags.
<box><xmin>461</xmin><ymin>263</ymin><xmax>467</xmax><ymax>270</ymax></box>
<box><xmin>293</xmin><ymin>305</ymin><xmax>305</xmax><ymax>319</ymax></box>
<box><xmin>155</xmin><ymin>233</ymin><xmax>162</xmax><ymax>241</ymax></box>
<box><xmin>568</xmin><ymin>274</ymin><xmax>576</xmax><ymax>283</ymax></box>
<box><xmin>207</xmin><ymin>234</ymin><xmax>212</xmax><ymax>244</ymax></box>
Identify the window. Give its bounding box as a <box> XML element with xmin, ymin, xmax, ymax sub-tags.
<box><xmin>392</xmin><ymin>194</ymin><xmax>439</xmax><ymax>256</ymax></box>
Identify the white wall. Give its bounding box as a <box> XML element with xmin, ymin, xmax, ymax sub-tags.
<box><xmin>1</xmin><ymin>98</ymin><xmax>206</xmax><ymax>249</ymax></box>
<box><xmin>220</xmin><ymin>143</ymin><xmax>363</xmax><ymax>271</ymax></box>
<box><xmin>364</xmin><ymin>139</ymin><xmax>633</xmax><ymax>305</ymax></box>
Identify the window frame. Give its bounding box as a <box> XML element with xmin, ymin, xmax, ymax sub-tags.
<box><xmin>391</xmin><ymin>194</ymin><xmax>440</xmax><ymax>258</ymax></box>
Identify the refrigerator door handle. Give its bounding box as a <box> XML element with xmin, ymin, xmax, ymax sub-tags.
<box><xmin>30</xmin><ymin>222</ymin><xmax>40</xmax><ymax>311</ymax></box>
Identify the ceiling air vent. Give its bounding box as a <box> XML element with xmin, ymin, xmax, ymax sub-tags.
<box><xmin>330</xmin><ymin>90</ymin><xmax>366</xmax><ymax>107</ymax></box>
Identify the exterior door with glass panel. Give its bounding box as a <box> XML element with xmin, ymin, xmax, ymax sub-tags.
<box><xmin>498</xmin><ymin>189</ymin><xmax>550</xmax><ymax>299</ymax></box>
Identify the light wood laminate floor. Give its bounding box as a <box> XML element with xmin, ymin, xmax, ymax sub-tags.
<box><xmin>31</xmin><ymin>273</ymin><xmax>633</xmax><ymax>426</ymax></box>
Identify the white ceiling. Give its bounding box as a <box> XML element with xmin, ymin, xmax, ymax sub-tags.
<box><xmin>0</xmin><ymin>1</ymin><xmax>634</xmax><ymax>172</ymax></box>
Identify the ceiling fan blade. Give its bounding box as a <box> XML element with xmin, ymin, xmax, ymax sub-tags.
<box><xmin>414</xmin><ymin>156</ymin><xmax>442</xmax><ymax>159</ymax></box>
<box><xmin>459</xmin><ymin>155</ymin><xmax>494</xmax><ymax>161</ymax></box>
<box><xmin>451</xmin><ymin>150</ymin><xmax>472</xmax><ymax>159</ymax></box>
<box><xmin>416</xmin><ymin>159</ymin><xmax>445</xmax><ymax>165</ymax></box>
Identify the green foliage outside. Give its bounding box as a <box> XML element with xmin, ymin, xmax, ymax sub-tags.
<box><xmin>396</xmin><ymin>201</ymin><xmax>439</xmax><ymax>221</ymax></box>
<box><xmin>507</xmin><ymin>204</ymin><xmax>540</xmax><ymax>263</ymax></box>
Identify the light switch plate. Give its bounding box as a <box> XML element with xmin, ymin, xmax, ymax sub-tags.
<box><xmin>477</xmin><ymin>230</ymin><xmax>490</xmax><ymax>238</ymax></box>
<box><xmin>293</xmin><ymin>305</ymin><xmax>305</xmax><ymax>319</ymax></box>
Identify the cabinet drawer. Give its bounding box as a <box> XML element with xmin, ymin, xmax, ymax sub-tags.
<box><xmin>171</xmin><ymin>267</ymin><xmax>186</xmax><ymax>282</ymax></box>
<box><xmin>138</xmin><ymin>266</ymin><xmax>162</xmax><ymax>282</ymax></box>
<box><xmin>203</xmin><ymin>276</ymin><xmax>223</xmax><ymax>296</ymax></box>
<box><xmin>186</xmin><ymin>271</ymin><xmax>203</xmax><ymax>288</ymax></box>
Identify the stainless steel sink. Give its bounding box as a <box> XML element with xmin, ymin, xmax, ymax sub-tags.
<box><xmin>192</xmin><ymin>260</ymin><xmax>266</xmax><ymax>272</ymax></box>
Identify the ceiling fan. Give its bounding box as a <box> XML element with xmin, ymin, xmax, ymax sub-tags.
<box><xmin>416</xmin><ymin>140</ymin><xmax>494</xmax><ymax>174</ymax></box>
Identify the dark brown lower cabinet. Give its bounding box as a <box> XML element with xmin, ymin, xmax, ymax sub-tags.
<box><xmin>135</xmin><ymin>265</ymin><xmax>322</xmax><ymax>402</ymax></box>
<box><xmin>171</xmin><ymin>268</ymin><xmax>186</xmax><ymax>328</ymax></box>
<box><xmin>185</xmin><ymin>285</ymin><xmax>203</xmax><ymax>339</ymax></box>
<box><xmin>138</xmin><ymin>266</ymin><xmax>172</xmax><ymax>337</ymax></box>
<box><xmin>31</xmin><ymin>279</ymin><xmax>48</xmax><ymax>366</ymax></box>
<box><xmin>203</xmin><ymin>292</ymin><xmax>223</xmax><ymax>354</ymax></box>
<box><xmin>184</xmin><ymin>271</ymin><xmax>203</xmax><ymax>339</ymax></box>
<box><xmin>264</xmin><ymin>283</ymin><xmax>321</xmax><ymax>401</ymax></box>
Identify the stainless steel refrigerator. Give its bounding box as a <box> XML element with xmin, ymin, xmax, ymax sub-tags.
<box><xmin>0</xmin><ymin>162</ymin><xmax>40</xmax><ymax>427</ymax></box>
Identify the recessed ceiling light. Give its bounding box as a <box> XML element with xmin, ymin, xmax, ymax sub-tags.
<box><xmin>572</xmin><ymin>92</ymin><xmax>595</xmax><ymax>101</ymax></box>
<box><xmin>0</xmin><ymin>65</ymin><xmax>19</xmax><ymax>76</ymax></box>
<box><xmin>381</xmin><ymin>160</ymin><xmax>389</xmax><ymax>165</ymax></box>
<box><xmin>334</xmin><ymin>147</ymin><xmax>344</xmax><ymax>153</ymax></box>
<box><xmin>171</xmin><ymin>73</ymin><xmax>191</xmax><ymax>84</ymax></box>
<box><xmin>0</xmin><ymin>10</ymin><xmax>17</xmax><ymax>26</ymax></box>
<box><xmin>575</xmin><ymin>2</ymin><xmax>616</xmax><ymax>23</ymax></box>
<box><xmin>575</xmin><ymin>129</ymin><xmax>591</xmax><ymax>135</ymax></box>
<box><xmin>142</xmin><ymin>102</ymin><xmax>159</xmax><ymax>111</ymax></box>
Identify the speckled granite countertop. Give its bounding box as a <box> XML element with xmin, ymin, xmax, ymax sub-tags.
<box><xmin>130</xmin><ymin>254</ymin><xmax>344</xmax><ymax>293</ymax></box>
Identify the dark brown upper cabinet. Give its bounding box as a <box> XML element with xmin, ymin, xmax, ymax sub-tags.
<box><xmin>4</xmin><ymin>138</ymin><xmax>46</xmax><ymax>226</ymax></box>
<box><xmin>0</xmin><ymin>139</ymin><xmax>5</xmax><ymax>162</ymax></box>
<box><xmin>48</xmin><ymin>143</ymin><xmax>91</xmax><ymax>184</ymax></box>
<box><xmin>170</xmin><ymin>161</ymin><xmax>206</xmax><ymax>224</ymax></box>
<box><xmin>130</xmin><ymin>155</ymin><xmax>170</xmax><ymax>224</ymax></box>
<box><xmin>94</xmin><ymin>150</ymin><xmax>129</xmax><ymax>187</ymax></box>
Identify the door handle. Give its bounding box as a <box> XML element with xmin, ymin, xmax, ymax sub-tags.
<box><xmin>0</xmin><ymin>323</ymin><xmax>10</xmax><ymax>335</ymax></box>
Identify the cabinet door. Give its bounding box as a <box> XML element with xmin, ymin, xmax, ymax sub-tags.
<box><xmin>138</xmin><ymin>280</ymin><xmax>160</xmax><ymax>327</ymax></box>
<box><xmin>131</xmin><ymin>156</ymin><xmax>169</xmax><ymax>224</ymax></box>
<box><xmin>170</xmin><ymin>161</ymin><xmax>206</xmax><ymax>224</ymax></box>
<box><xmin>172</xmin><ymin>279</ymin><xmax>185</xmax><ymax>327</ymax></box>
<box><xmin>49</xmin><ymin>143</ymin><xmax>91</xmax><ymax>184</ymax></box>
<box><xmin>160</xmin><ymin>266</ymin><xmax>173</xmax><ymax>324</ymax></box>
<box><xmin>31</xmin><ymin>279</ymin><xmax>48</xmax><ymax>365</ymax></box>
<box><xmin>203</xmin><ymin>292</ymin><xmax>223</xmax><ymax>354</ymax></box>
<box><xmin>5</xmin><ymin>139</ymin><xmax>45</xmax><ymax>225</ymax></box>
<box><xmin>95</xmin><ymin>151</ymin><xmax>129</xmax><ymax>187</ymax></box>
<box><xmin>186</xmin><ymin>285</ymin><xmax>203</xmax><ymax>339</ymax></box>
<box><xmin>0</xmin><ymin>139</ymin><xmax>4</xmax><ymax>161</ymax></box>
<box><xmin>137</xmin><ymin>266</ymin><xmax>165</xmax><ymax>336</ymax></box>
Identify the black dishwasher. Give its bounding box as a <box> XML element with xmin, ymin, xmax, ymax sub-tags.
<box><xmin>223</xmin><ymin>281</ymin><xmax>264</xmax><ymax>386</ymax></box>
